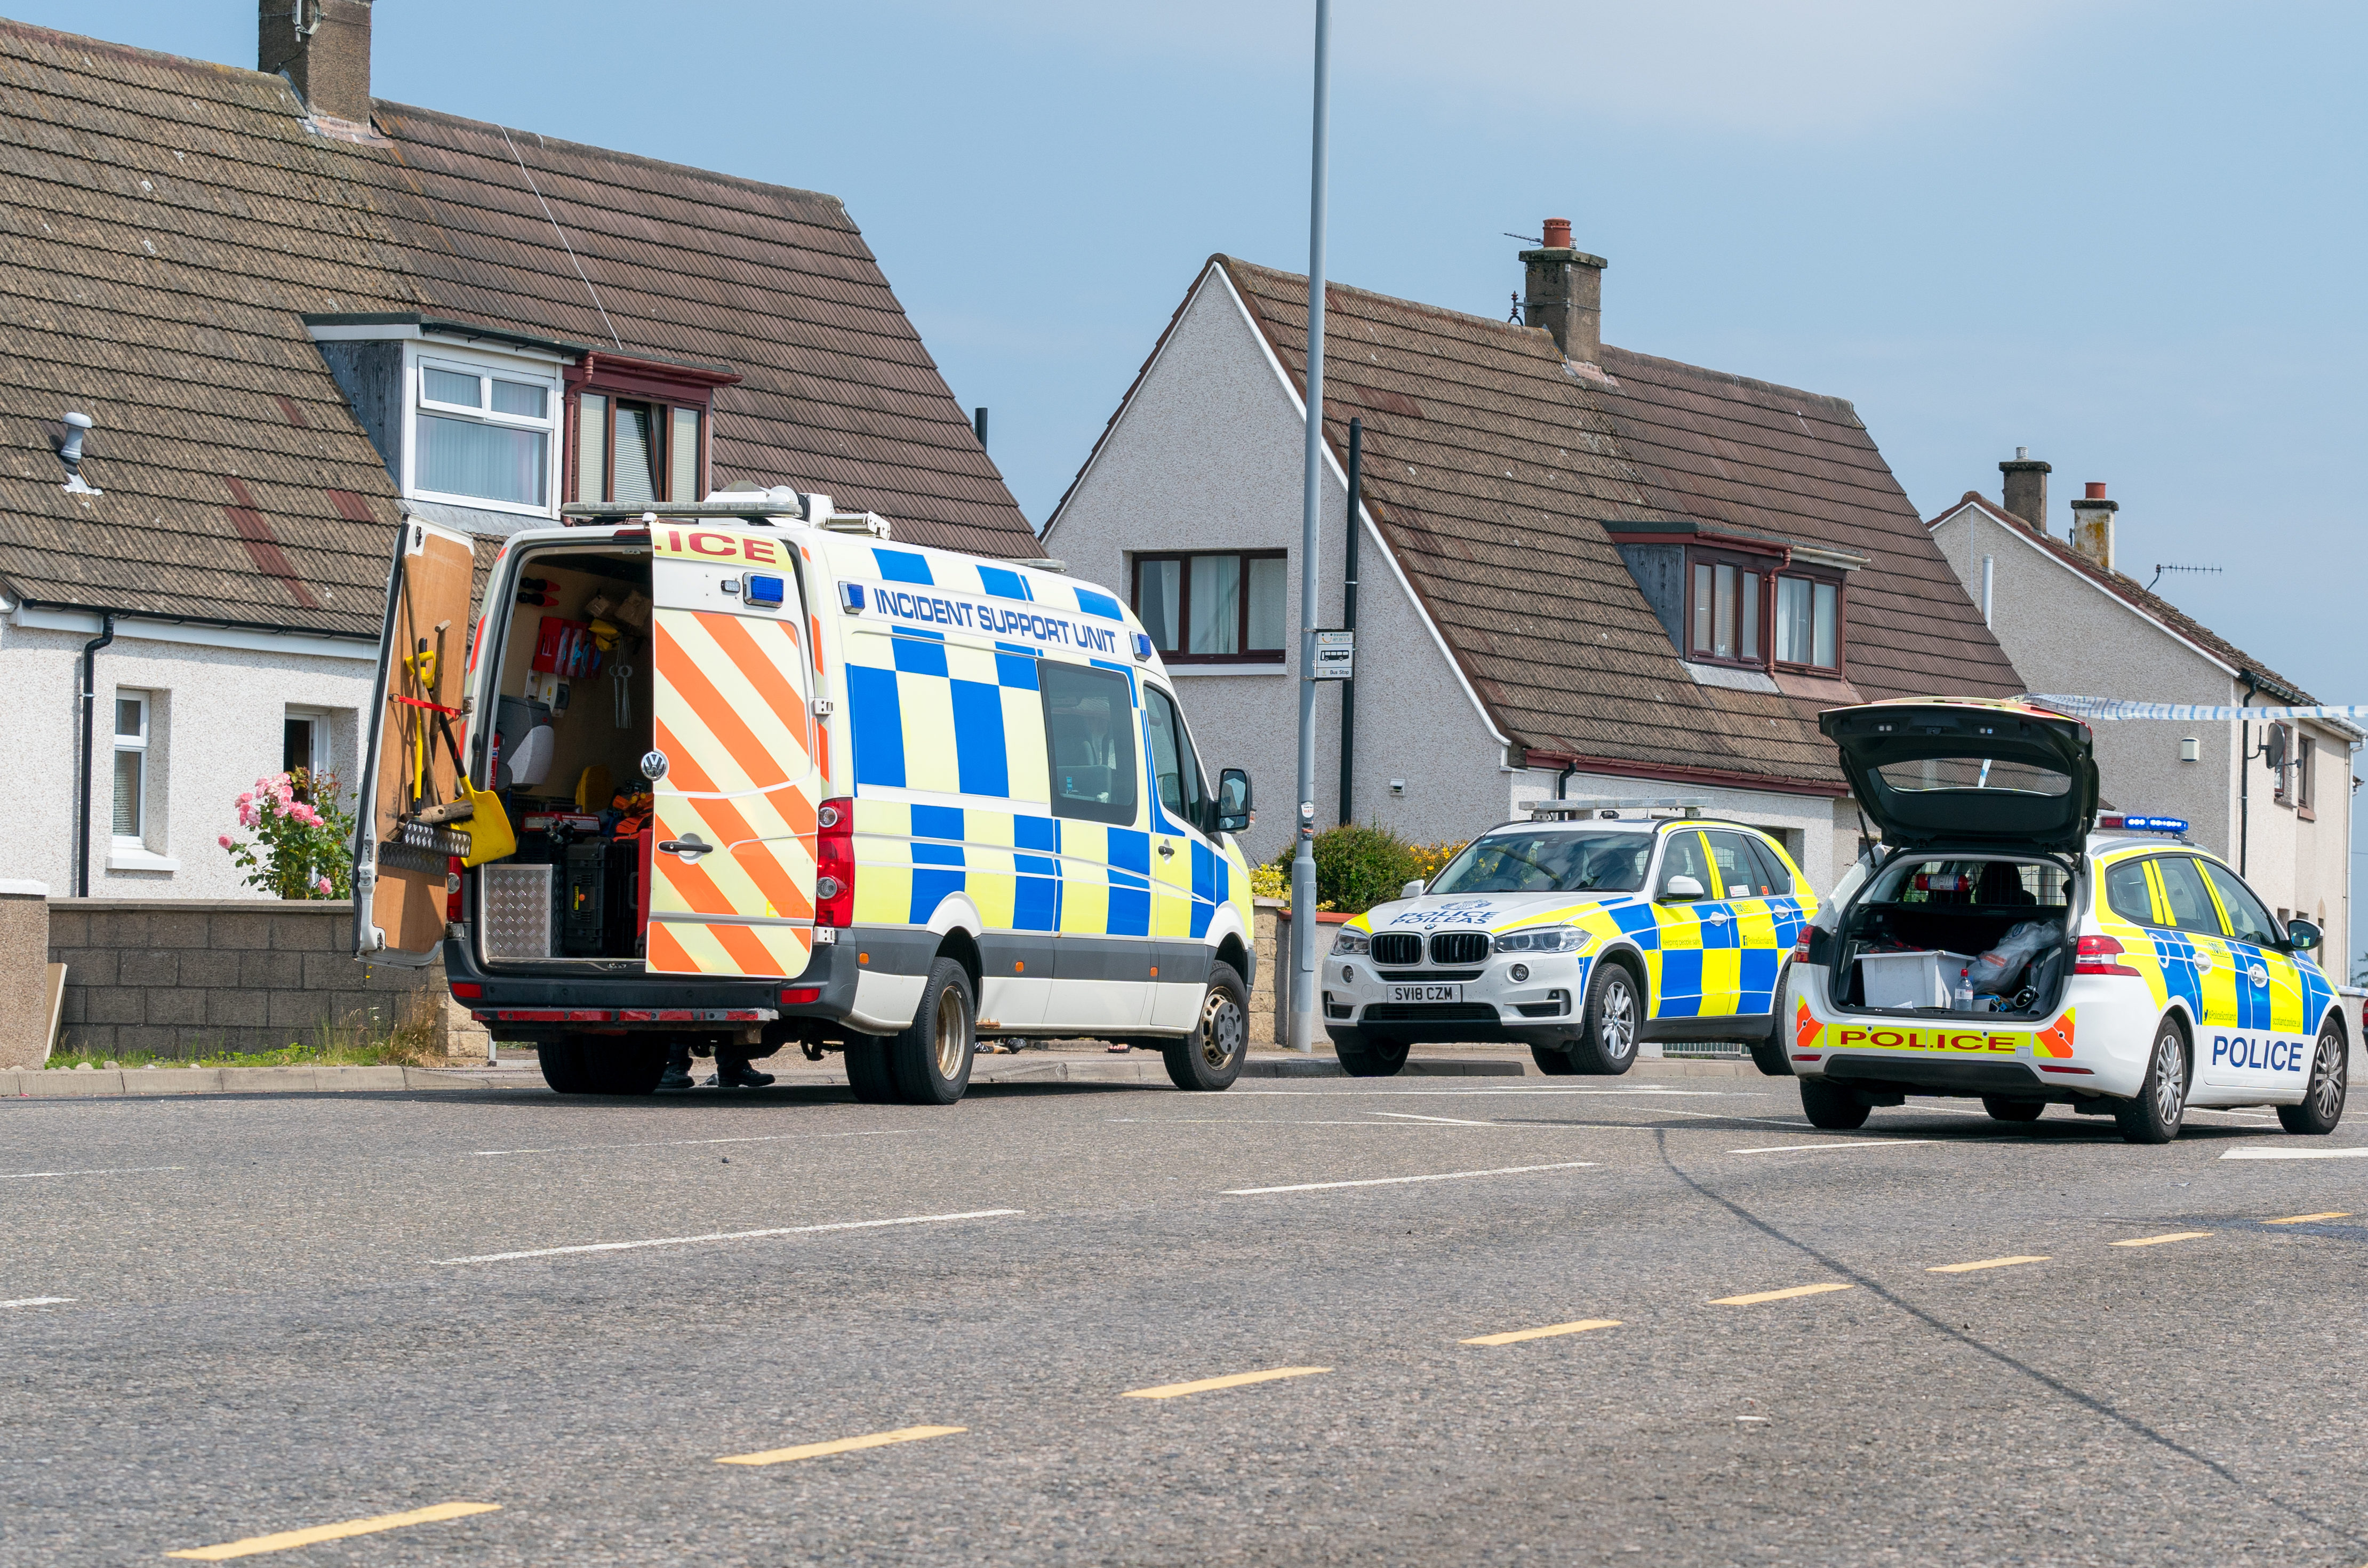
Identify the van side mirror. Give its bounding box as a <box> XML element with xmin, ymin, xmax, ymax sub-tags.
<box><xmin>1401</xmin><ymin>879</ymin><xmax>1427</xmax><ymax>900</ymax></box>
<box><xmin>1215</xmin><ymin>767</ymin><xmax>1252</xmax><ymax>834</ymax></box>
<box><xmin>1660</xmin><ymin>874</ymin><xmax>1707</xmax><ymax>902</ymax></box>
<box><xmin>2286</xmin><ymin>917</ymin><xmax>2322</xmax><ymax>952</ymax></box>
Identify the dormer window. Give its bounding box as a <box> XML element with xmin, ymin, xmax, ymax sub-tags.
<box><xmin>563</xmin><ymin>354</ymin><xmax>739</xmax><ymax>506</ymax></box>
<box><xmin>414</xmin><ymin>356</ymin><xmax>559</xmax><ymax>510</ymax></box>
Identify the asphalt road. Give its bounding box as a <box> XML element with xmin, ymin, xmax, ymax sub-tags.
<box><xmin>6</xmin><ymin>1070</ymin><xmax>2368</xmax><ymax>1566</ymax></box>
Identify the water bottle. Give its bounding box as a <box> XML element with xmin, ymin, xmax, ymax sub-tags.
<box><xmin>1953</xmin><ymin>971</ymin><xmax>1974</xmax><ymax>1012</ymax></box>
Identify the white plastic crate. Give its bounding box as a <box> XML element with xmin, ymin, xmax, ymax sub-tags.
<box><xmin>1855</xmin><ymin>949</ymin><xmax>1977</xmax><ymax>1010</ymax></box>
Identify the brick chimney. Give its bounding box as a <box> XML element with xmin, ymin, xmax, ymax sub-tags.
<box><xmin>2069</xmin><ymin>481</ymin><xmax>2118</xmax><ymax>571</ymax></box>
<box><xmin>1999</xmin><ymin>446</ymin><xmax>2051</xmax><ymax>533</ymax></box>
<box><xmin>260</xmin><ymin>0</ymin><xmax>374</xmax><ymax>125</ymax></box>
<box><xmin>1520</xmin><ymin>217</ymin><xmax>1607</xmax><ymax>365</ymax></box>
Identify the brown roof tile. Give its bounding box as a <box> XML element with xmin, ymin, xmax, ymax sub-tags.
<box><xmin>0</xmin><ymin>18</ymin><xmax>1035</xmax><ymax>637</ymax></box>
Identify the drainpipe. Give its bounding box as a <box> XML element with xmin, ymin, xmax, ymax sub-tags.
<box><xmin>1555</xmin><ymin>760</ymin><xmax>1576</xmax><ymax>801</ymax></box>
<box><xmin>75</xmin><ymin>612</ymin><xmax>117</xmax><ymax>897</ymax></box>
<box><xmin>1337</xmin><ymin>416</ymin><xmax>1361</xmax><ymax>826</ymax></box>
<box><xmin>2238</xmin><ymin>674</ymin><xmax>2258</xmax><ymax>876</ymax></box>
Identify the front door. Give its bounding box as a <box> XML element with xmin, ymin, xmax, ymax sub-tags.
<box><xmin>1142</xmin><ymin>683</ymin><xmax>1217</xmax><ymax>1029</ymax></box>
<box><xmin>1650</xmin><ymin>829</ymin><xmax>1720</xmax><ymax>1019</ymax></box>
<box><xmin>2197</xmin><ymin>859</ymin><xmax>2309</xmax><ymax>1092</ymax></box>
<box><xmin>646</xmin><ymin>527</ymin><xmax>818</xmax><ymax>977</ymax></box>
<box><xmin>355</xmin><ymin>517</ymin><xmax>477</xmax><ymax>965</ymax></box>
<box><xmin>1702</xmin><ymin>829</ymin><xmax>1780</xmax><ymax>1019</ymax></box>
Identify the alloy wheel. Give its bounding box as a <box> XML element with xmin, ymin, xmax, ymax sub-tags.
<box><xmin>2309</xmin><ymin>1033</ymin><xmax>2346</xmax><ymax>1122</ymax></box>
<box><xmin>2151</xmin><ymin>1029</ymin><xmax>2186</xmax><ymax>1126</ymax></box>
<box><xmin>1599</xmin><ymin>975</ymin><xmax>1635</xmax><ymax>1058</ymax></box>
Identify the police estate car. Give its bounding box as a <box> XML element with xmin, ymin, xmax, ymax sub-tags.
<box><xmin>1788</xmin><ymin>698</ymin><xmax>2348</xmax><ymax>1143</ymax></box>
<box><xmin>1325</xmin><ymin>805</ymin><xmax>1817</xmax><ymax>1076</ymax></box>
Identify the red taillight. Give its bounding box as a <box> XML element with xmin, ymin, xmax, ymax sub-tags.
<box><xmin>815</xmin><ymin>797</ymin><xmax>855</xmax><ymax>927</ymax></box>
<box><xmin>451</xmin><ymin>982</ymin><xmax>483</xmax><ymax>999</ymax></box>
<box><xmin>1793</xmin><ymin>927</ymin><xmax>1814</xmax><ymax>962</ymax></box>
<box><xmin>780</xmin><ymin>986</ymin><xmax>821</xmax><ymax>1005</ymax></box>
<box><xmin>2074</xmin><ymin>934</ymin><xmax>2142</xmax><ymax>977</ymax></box>
<box><xmin>445</xmin><ymin>854</ymin><xmax>465</xmax><ymax>923</ymax></box>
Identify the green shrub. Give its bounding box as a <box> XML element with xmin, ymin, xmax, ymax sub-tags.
<box><xmin>1271</xmin><ymin>823</ymin><xmax>1424</xmax><ymax>914</ymax></box>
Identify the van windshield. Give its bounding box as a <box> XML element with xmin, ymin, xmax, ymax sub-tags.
<box><xmin>1429</xmin><ymin>830</ymin><xmax>1652</xmax><ymax>895</ymax></box>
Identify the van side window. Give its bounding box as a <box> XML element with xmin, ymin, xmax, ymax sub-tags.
<box><xmin>2103</xmin><ymin>860</ymin><xmax>2155</xmax><ymax>925</ymax></box>
<box><xmin>2153</xmin><ymin>856</ymin><xmax>2224</xmax><ymax>935</ymax></box>
<box><xmin>1744</xmin><ymin>836</ymin><xmax>1794</xmax><ymax>895</ymax></box>
<box><xmin>1039</xmin><ymin>662</ymin><xmax>1138</xmax><ymax>826</ymax></box>
<box><xmin>1141</xmin><ymin>685</ymin><xmax>1207</xmax><ymax>830</ymax></box>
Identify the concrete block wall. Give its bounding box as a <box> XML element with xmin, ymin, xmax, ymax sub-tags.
<box><xmin>46</xmin><ymin>899</ymin><xmax>487</xmax><ymax>1059</ymax></box>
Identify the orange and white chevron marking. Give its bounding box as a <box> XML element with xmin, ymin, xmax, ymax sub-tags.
<box><xmin>650</xmin><ymin>607</ymin><xmax>818</xmax><ymax>977</ymax></box>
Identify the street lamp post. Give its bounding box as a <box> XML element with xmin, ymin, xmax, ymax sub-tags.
<box><xmin>1286</xmin><ymin>0</ymin><xmax>1332</xmax><ymax>1054</ymax></box>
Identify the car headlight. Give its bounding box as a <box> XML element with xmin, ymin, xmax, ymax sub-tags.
<box><xmin>1331</xmin><ymin>928</ymin><xmax>1371</xmax><ymax>956</ymax></box>
<box><xmin>1494</xmin><ymin>925</ymin><xmax>1594</xmax><ymax>954</ymax></box>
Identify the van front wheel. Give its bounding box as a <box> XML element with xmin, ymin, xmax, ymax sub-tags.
<box><xmin>1167</xmin><ymin>962</ymin><xmax>1250</xmax><ymax>1090</ymax></box>
<box><xmin>886</xmin><ymin>959</ymin><xmax>977</xmax><ymax>1105</ymax></box>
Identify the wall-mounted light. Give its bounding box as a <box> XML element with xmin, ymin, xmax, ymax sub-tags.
<box><xmin>2179</xmin><ymin>737</ymin><xmax>2199</xmax><ymax>763</ymax></box>
<box><xmin>1388</xmin><ymin>779</ymin><xmax>1406</xmax><ymax>797</ymax></box>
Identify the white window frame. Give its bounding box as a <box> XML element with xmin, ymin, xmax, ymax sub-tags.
<box><xmin>401</xmin><ymin>339</ymin><xmax>565</xmax><ymax>518</ymax></box>
<box><xmin>284</xmin><ymin>705</ymin><xmax>329</xmax><ymax>780</ymax></box>
<box><xmin>110</xmin><ymin>691</ymin><xmax>148</xmax><ymax>846</ymax></box>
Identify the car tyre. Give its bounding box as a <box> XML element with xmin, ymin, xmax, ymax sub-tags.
<box><xmin>1166</xmin><ymin>962</ymin><xmax>1251</xmax><ymax>1091</ymax></box>
<box><xmin>581</xmin><ymin>1039</ymin><xmax>667</xmax><ymax>1095</ymax></box>
<box><xmin>843</xmin><ymin>1036</ymin><xmax>901</xmax><ymax>1103</ymax></box>
<box><xmin>2114</xmin><ymin>1017</ymin><xmax>2188</xmax><ymax>1144</ymax></box>
<box><xmin>1982</xmin><ymin>1096</ymin><xmax>2045</xmax><ymax>1124</ymax></box>
<box><xmin>537</xmin><ymin>1039</ymin><xmax>593</xmax><ymax>1094</ymax></box>
<box><xmin>1529</xmin><ymin>1041</ymin><xmax>1582</xmax><ymax>1075</ymax></box>
<box><xmin>1567</xmin><ymin>961</ymin><xmax>1641</xmax><ymax>1075</ymax></box>
<box><xmin>2278</xmin><ymin>1023</ymin><xmax>2347</xmax><ymax>1135</ymax></box>
<box><xmin>1748</xmin><ymin>971</ymin><xmax>1794</xmax><ymax>1077</ymax></box>
<box><xmin>1799</xmin><ymin>1077</ymin><xmax>1871</xmax><ymax>1130</ymax></box>
<box><xmin>1331</xmin><ymin>1027</ymin><xmax>1410</xmax><ymax>1078</ymax></box>
<box><xmin>885</xmin><ymin>957</ymin><xmax>977</xmax><ymax>1105</ymax></box>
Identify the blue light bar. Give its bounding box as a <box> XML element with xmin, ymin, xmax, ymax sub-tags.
<box><xmin>2099</xmin><ymin>814</ymin><xmax>2188</xmax><ymax>835</ymax></box>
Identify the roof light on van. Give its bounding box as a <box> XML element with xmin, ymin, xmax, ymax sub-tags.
<box><xmin>1132</xmin><ymin>632</ymin><xmax>1154</xmax><ymax>661</ymax></box>
<box><xmin>839</xmin><ymin>581</ymin><xmax>865</xmax><ymax>614</ymax></box>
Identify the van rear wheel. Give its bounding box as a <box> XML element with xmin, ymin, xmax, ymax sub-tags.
<box><xmin>538</xmin><ymin>1041</ymin><xmax>592</xmax><ymax>1094</ymax></box>
<box><xmin>885</xmin><ymin>958</ymin><xmax>976</xmax><ymax>1105</ymax></box>
<box><xmin>578</xmin><ymin>1039</ymin><xmax>666</xmax><ymax>1095</ymax></box>
<box><xmin>843</xmin><ymin>1037</ymin><xmax>900</xmax><ymax>1103</ymax></box>
<box><xmin>1166</xmin><ymin>962</ymin><xmax>1250</xmax><ymax>1090</ymax></box>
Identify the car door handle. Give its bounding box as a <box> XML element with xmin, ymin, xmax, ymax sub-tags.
<box><xmin>658</xmin><ymin>836</ymin><xmax>710</xmax><ymax>861</ymax></box>
<box><xmin>1157</xmin><ymin>841</ymin><xmax>1177</xmax><ymax>859</ymax></box>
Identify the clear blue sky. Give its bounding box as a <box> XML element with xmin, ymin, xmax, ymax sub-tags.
<box><xmin>26</xmin><ymin>1</ymin><xmax>2368</xmax><ymax>940</ymax></box>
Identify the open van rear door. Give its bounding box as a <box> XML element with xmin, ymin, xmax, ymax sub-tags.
<box><xmin>645</xmin><ymin>525</ymin><xmax>819</xmax><ymax>978</ymax></box>
<box><xmin>1821</xmin><ymin>698</ymin><xmax>2098</xmax><ymax>853</ymax></box>
<box><xmin>355</xmin><ymin>517</ymin><xmax>478</xmax><ymax>963</ymax></box>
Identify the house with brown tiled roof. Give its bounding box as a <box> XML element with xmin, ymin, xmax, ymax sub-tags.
<box><xmin>1043</xmin><ymin>225</ymin><xmax>2022</xmax><ymax>889</ymax></box>
<box><xmin>0</xmin><ymin>4</ymin><xmax>1034</xmax><ymax>900</ymax></box>
<box><xmin>1929</xmin><ymin>463</ymin><xmax>2356</xmax><ymax>967</ymax></box>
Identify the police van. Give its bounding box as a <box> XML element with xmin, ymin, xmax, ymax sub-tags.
<box><xmin>1788</xmin><ymin>698</ymin><xmax>2347</xmax><ymax>1143</ymax></box>
<box><xmin>355</xmin><ymin>492</ymin><xmax>1259</xmax><ymax>1102</ymax></box>
<box><xmin>1325</xmin><ymin>803</ymin><xmax>1818</xmax><ymax>1076</ymax></box>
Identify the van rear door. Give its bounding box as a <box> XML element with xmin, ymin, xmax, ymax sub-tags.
<box><xmin>646</xmin><ymin>525</ymin><xmax>819</xmax><ymax>978</ymax></box>
<box><xmin>355</xmin><ymin>516</ymin><xmax>478</xmax><ymax>963</ymax></box>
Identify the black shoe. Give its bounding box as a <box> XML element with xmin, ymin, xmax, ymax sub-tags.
<box><xmin>657</xmin><ymin>1066</ymin><xmax>695</xmax><ymax>1091</ymax></box>
<box><xmin>718</xmin><ymin>1063</ymin><xmax>775</xmax><ymax>1089</ymax></box>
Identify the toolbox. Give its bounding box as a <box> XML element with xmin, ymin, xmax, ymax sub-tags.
<box><xmin>1855</xmin><ymin>950</ymin><xmax>1978</xmax><ymax>1010</ymax></box>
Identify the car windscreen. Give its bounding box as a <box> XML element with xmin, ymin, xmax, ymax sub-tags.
<box><xmin>1429</xmin><ymin>830</ymin><xmax>1652</xmax><ymax>895</ymax></box>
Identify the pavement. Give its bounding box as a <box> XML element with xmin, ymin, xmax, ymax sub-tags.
<box><xmin>7</xmin><ymin>1065</ymin><xmax>2367</xmax><ymax>1564</ymax></box>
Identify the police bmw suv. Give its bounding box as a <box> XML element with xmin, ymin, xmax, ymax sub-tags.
<box><xmin>1325</xmin><ymin>806</ymin><xmax>1817</xmax><ymax>1077</ymax></box>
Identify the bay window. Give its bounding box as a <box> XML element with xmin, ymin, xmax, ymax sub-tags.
<box><xmin>1132</xmin><ymin>550</ymin><xmax>1286</xmax><ymax>663</ymax></box>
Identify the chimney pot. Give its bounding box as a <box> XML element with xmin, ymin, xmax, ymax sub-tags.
<box><xmin>260</xmin><ymin>0</ymin><xmax>374</xmax><ymax>125</ymax></box>
<box><xmin>1998</xmin><ymin>449</ymin><xmax>2052</xmax><ymax>533</ymax></box>
<box><xmin>1518</xmin><ymin>219</ymin><xmax>1606</xmax><ymax>365</ymax></box>
<box><xmin>2084</xmin><ymin>481</ymin><xmax>2107</xmax><ymax>500</ymax></box>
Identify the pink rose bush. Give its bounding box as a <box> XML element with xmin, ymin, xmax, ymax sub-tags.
<box><xmin>219</xmin><ymin>768</ymin><xmax>356</xmax><ymax>899</ymax></box>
